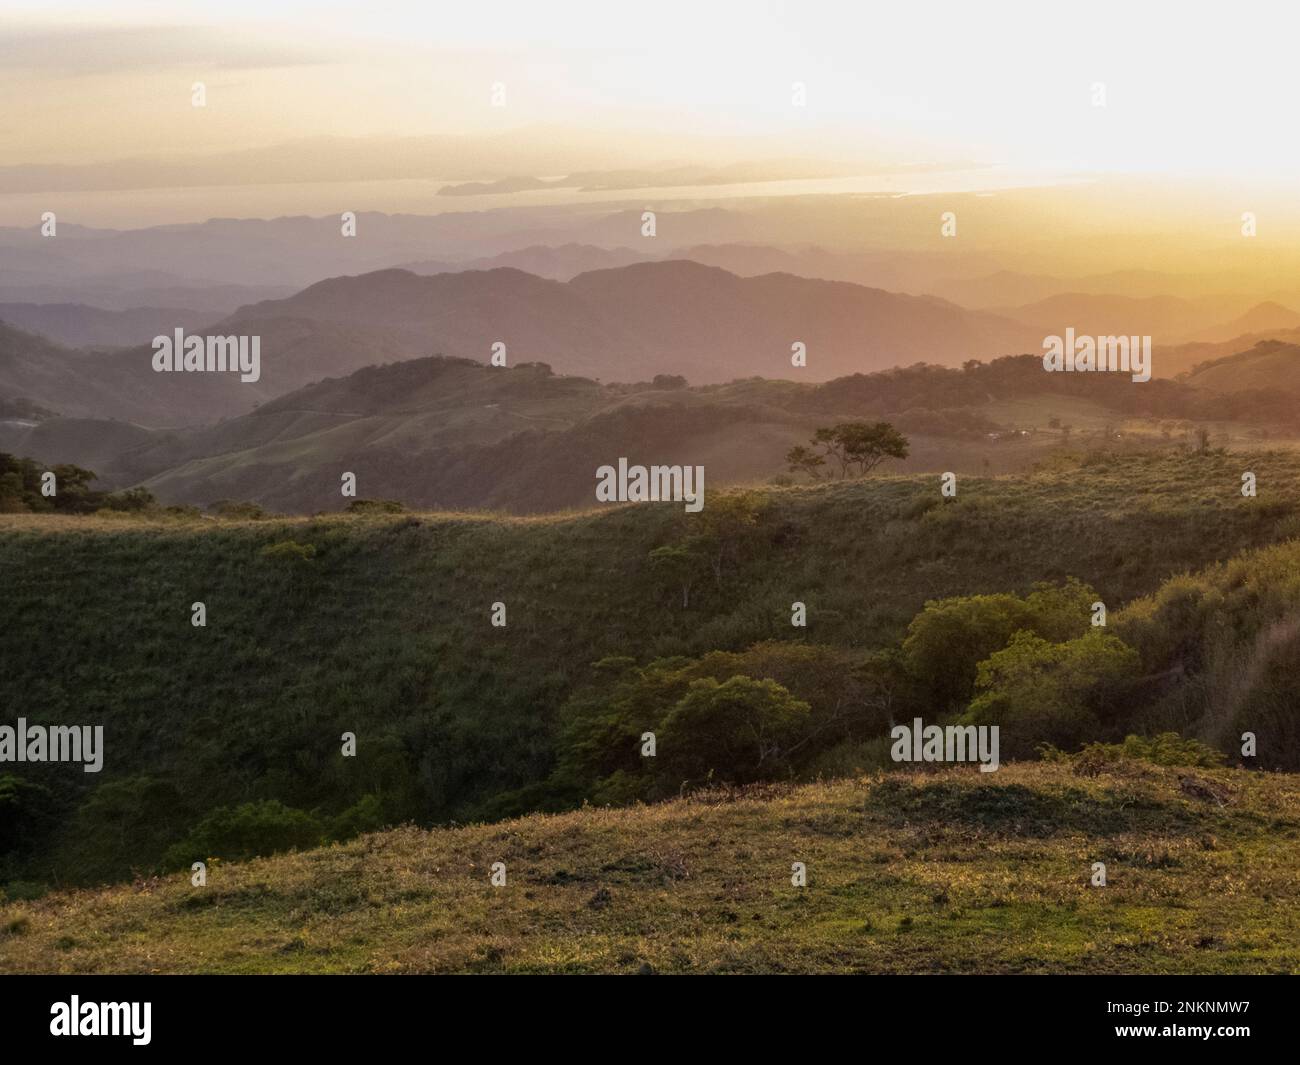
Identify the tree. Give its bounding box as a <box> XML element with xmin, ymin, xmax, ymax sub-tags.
<box><xmin>657</xmin><ymin>676</ymin><xmax>810</xmax><ymax>786</ymax></box>
<box><xmin>785</xmin><ymin>443</ymin><xmax>826</xmax><ymax>480</ymax></box>
<box><xmin>903</xmin><ymin>592</ymin><xmax>1035</xmax><ymax>710</ymax></box>
<box><xmin>1023</xmin><ymin>578</ymin><xmax>1098</xmax><ymax>642</ymax></box>
<box><xmin>48</xmin><ymin>463</ymin><xmax>100</xmax><ymax>512</ymax></box>
<box><xmin>689</xmin><ymin>491</ymin><xmax>767</xmax><ymax>585</ymax></box>
<box><xmin>789</xmin><ymin>422</ymin><xmax>910</xmax><ymax>480</ymax></box>
<box><xmin>652</xmin><ymin>374</ymin><xmax>687</xmax><ymax>390</ymax></box>
<box><xmin>100</xmin><ymin>486</ymin><xmax>156</xmax><ymax>512</ymax></box>
<box><xmin>552</xmin><ymin>642</ymin><xmax>897</xmax><ymax>805</ymax></box>
<box><xmin>69</xmin><ymin>775</ymin><xmax>185</xmax><ymax>881</ymax></box>
<box><xmin>0</xmin><ymin>452</ymin><xmax>104</xmax><ymax>513</ymax></box>
<box><xmin>965</xmin><ymin>630</ymin><xmax>1141</xmax><ymax>757</ymax></box>
<box><xmin>648</xmin><ymin>544</ymin><xmax>697</xmax><ymax>608</ymax></box>
<box><xmin>651</xmin><ymin>491</ymin><xmax>768</xmax><ymax>597</ymax></box>
<box><xmin>902</xmin><ymin>579</ymin><xmax>1098</xmax><ymax>710</ymax></box>
<box><xmin>550</xmin><ymin>657</ymin><xmax>694</xmax><ymax>804</ymax></box>
<box><xmin>837</xmin><ymin>421</ymin><xmax>910</xmax><ymax>474</ymax></box>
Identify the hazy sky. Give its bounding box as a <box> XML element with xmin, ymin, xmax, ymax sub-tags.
<box><xmin>4</xmin><ymin>0</ymin><xmax>1298</xmax><ymax>178</ymax></box>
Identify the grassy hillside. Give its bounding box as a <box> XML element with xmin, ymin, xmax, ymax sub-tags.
<box><xmin>3</xmin><ymin>761</ymin><xmax>1297</xmax><ymax>974</ymax></box>
<box><xmin>3</xmin><ymin>450</ymin><xmax>1300</xmax><ymax>888</ymax></box>
<box><xmin>1161</xmin><ymin>329</ymin><xmax>1300</xmax><ymax>378</ymax></box>
<box><xmin>0</xmin><ymin>416</ymin><xmax>154</xmax><ymax>474</ymax></box>
<box><xmin>0</xmin><ymin>320</ymin><xmax>250</xmax><ymax>426</ymax></box>
<box><xmin>1181</xmin><ymin>340</ymin><xmax>1300</xmax><ymax>394</ymax></box>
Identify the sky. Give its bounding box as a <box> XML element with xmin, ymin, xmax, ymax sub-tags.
<box><xmin>4</xmin><ymin>0</ymin><xmax>1299</xmax><ymax>179</ymax></box>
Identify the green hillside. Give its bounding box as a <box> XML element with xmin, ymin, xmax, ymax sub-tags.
<box><xmin>3</xmin><ymin>449</ymin><xmax>1300</xmax><ymax>891</ymax></box>
<box><xmin>3</xmin><ymin>762</ymin><xmax>1297</xmax><ymax>974</ymax></box>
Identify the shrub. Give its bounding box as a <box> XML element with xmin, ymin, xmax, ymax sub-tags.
<box><xmin>162</xmin><ymin>800</ymin><xmax>324</xmax><ymax>868</ymax></box>
<box><xmin>346</xmin><ymin>499</ymin><xmax>406</xmax><ymax>514</ymax></box>
<box><xmin>98</xmin><ymin>486</ymin><xmax>156</xmax><ymax>512</ymax></box>
<box><xmin>1043</xmin><ymin>732</ymin><xmax>1227</xmax><ymax>772</ymax></box>
<box><xmin>69</xmin><ymin>776</ymin><xmax>185</xmax><ymax>883</ymax></box>
<box><xmin>0</xmin><ymin>775</ymin><xmax>58</xmax><ymax>858</ymax></box>
<box><xmin>208</xmin><ymin>499</ymin><xmax>269</xmax><ymax>520</ymax></box>
<box><xmin>260</xmin><ymin>540</ymin><xmax>317</xmax><ymax>564</ymax></box>
<box><xmin>328</xmin><ymin>794</ymin><xmax>388</xmax><ymax>841</ymax></box>
<box><xmin>805</xmin><ymin>734</ymin><xmax>896</xmax><ymax>778</ymax></box>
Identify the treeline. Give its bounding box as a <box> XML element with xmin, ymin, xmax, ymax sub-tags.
<box><xmin>541</xmin><ymin>551</ymin><xmax>1298</xmax><ymax>810</ymax></box>
<box><xmin>0</xmin><ymin>453</ymin><xmax>154</xmax><ymax>514</ymax></box>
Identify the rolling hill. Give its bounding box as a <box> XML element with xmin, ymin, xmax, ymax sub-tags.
<box><xmin>1181</xmin><ymin>301</ymin><xmax>1300</xmax><ymax>344</ymax></box>
<box><xmin>1159</xmin><ymin>327</ymin><xmax>1300</xmax><ymax>378</ymax></box>
<box><xmin>3</xmin><ymin>451</ymin><xmax>1300</xmax><ymax>891</ymax></box>
<box><xmin>127</xmin><ymin>370</ymin><xmax>817</xmax><ymax>513</ymax></box>
<box><xmin>0</xmin><ymin>303</ymin><xmax>212</xmax><ymax>349</ymax></box>
<box><xmin>0</xmin><ymin>416</ymin><xmax>156</xmax><ymax>474</ymax></box>
<box><xmin>0</xmin><ymin>317</ymin><xmax>424</xmax><ymax>427</ymax></box>
<box><xmin>10</xmin><ymin>256</ymin><xmax>1035</xmax><ymax>435</ymax></box>
<box><xmin>1179</xmin><ymin>340</ymin><xmax>1300</xmax><ymax>394</ymax></box>
<box><xmin>3</xmin><ymin>762</ymin><xmax>1296</xmax><ymax>974</ymax></box>
<box><xmin>12</xmin><ymin>347</ymin><xmax>1300</xmax><ymax>512</ymax></box>
<box><xmin>995</xmin><ymin>292</ymin><xmax>1254</xmax><ymax>346</ymax></box>
<box><xmin>0</xmin><ymin>321</ymin><xmax>251</xmax><ymax>427</ymax></box>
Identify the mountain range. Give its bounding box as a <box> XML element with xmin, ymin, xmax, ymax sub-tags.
<box><xmin>231</xmin><ymin>260</ymin><xmax>1041</xmax><ymax>384</ymax></box>
<box><xmin>8</xmin><ymin>252</ymin><xmax>1300</xmax><ymax>515</ymax></box>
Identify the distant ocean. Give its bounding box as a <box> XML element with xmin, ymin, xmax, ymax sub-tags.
<box><xmin>0</xmin><ymin>166</ymin><xmax>1081</xmax><ymax>229</ymax></box>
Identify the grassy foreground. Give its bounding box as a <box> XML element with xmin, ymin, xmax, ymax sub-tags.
<box><xmin>3</xmin><ymin>760</ymin><xmax>1297</xmax><ymax>974</ymax></box>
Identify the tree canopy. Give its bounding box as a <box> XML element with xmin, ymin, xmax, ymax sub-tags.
<box><xmin>786</xmin><ymin>421</ymin><xmax>909</xmax><ymax>480</ymax></box>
